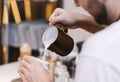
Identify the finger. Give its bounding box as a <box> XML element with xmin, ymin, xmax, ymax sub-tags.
<box><xmin>49</xmin><ymin>9</ymin><xmax>59</xmax><ymax>24</ymax></box>
<box><xmin>20</xmin><ymin>60</ymin><xmax>31</xmax><ymax>71</ymax></box>
<box><xmin>18</xmin><ymin>66</ymin><xmax>28</xmax><ymax>76</ymax></box>
<box><xmin>23</xmin><ymin>55</ymin><xmax>37</xmax><ymax>64</ymax></box>
<box><xmin>64</xmin><ymin>28</ymin><xmax>68</xmax><ymax>33</ymax></box>
<box><xmin>18</xmin><ymin>69</ymin><xmax>24</xmax><ymax>77</ymax></box>
<box><xmin>49</xmin><ymin>8</ymin><xmax>63</xmax><ymax>25</ymax></box>
<box><xmin>49</xmin><ymin>16</ymin><xmax>64</xmax><ymax>26</ymax></box>
<box><xmin>49</xmin><ymin>8</ymin><xmax>63</xmax><ymax>20</ymax></box>
<box><xmin>18</xmin><ymin>66</ymin><xmax>32</xmax><ymax>82</ymax></box>
<box><xmin>18</xmin><ymin>71</ymin><xmax>28</xmax><ymax>82</ymax></box>
<box><xmin>49</xmin><ymin>18</ymin><xmax>53</xmax><ymax>26</ymax></box>
<box><xmin>56</xmin><ymin>24</ymin><xmax>65</xmax><ymax>31</ymax></box>
<box><xmin>70</xmin><ymin>25</ymin><xmax>78</xmax><ymax>29</ymax></box>
<box><xmin>55</xmin><ymin>24</ymin><xmax>68</xmax><ymax>32</ymax></box>
<box><xmin>23</xmin><ymin>56</ymin><xmax>47</xmax><ymax>71</ymax></box>
<box><xmin>22</xmin><ymin>78</ymin><xmax>28</xmax><ymax>82</ymax></box>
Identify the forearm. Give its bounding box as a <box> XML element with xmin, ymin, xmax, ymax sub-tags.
<box><xmin>77</xmin><ymin>16</ymin><xmax>106</xmax><ymax>33</ymax></box>
<box><xmin>80</xmin><ymin>21</ymin><xmax>106</xmax><ymax>33</ymax></box>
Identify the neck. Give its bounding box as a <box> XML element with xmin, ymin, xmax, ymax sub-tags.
<box><xmin>105</xmin><ymin>0</ymin><xmax>120</xmax><ymax>24</ymax></box>
<box><xmin>108</xmin><ymin>11</ymin><xmax>120</xmax><ymax>24</ymax></box>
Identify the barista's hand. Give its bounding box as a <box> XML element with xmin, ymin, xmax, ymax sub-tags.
<box><xmin>49</xmin><ymin>8</ymin><xmax>83</xmax><ymax>30</ymax></box>
<box><xmin>49</xmin><ymin>8</ymin><xmax>105</xmax><ymax>33</ymax></box>
<box><xmin>18</xmin><ymin>56</ymin><xmax>55</xmax><ymax>82</ymax></box>
<box><xmin>49</xmin><ymin>8</ymin><xmax>77</xmax><ymax>29</ymax></box>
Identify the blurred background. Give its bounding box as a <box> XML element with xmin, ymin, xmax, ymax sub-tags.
<box><xmin>0</xmin><ymin>0</ymin><xmax>92</xmax><ymax>82</ymax></box>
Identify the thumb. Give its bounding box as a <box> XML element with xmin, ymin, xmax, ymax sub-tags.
<box><xmin>49</xmin><ymin>16</ymin><xmax>63</xmax><ymax>26</ymax></box>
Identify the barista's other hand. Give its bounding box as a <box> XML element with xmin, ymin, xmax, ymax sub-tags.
<box><xmin>18</xmin><ymin>56</ymin><xmax>55</xmax><ymax>82</ymax></box>
<box><xmin>49</xmin><ymin>8</ymin><xmax>85</xmax><ymax>29</ymax></box>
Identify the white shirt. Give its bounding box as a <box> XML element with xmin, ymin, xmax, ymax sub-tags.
<box><xmin>74</xmin><ymin>20</ymin><xmax>120</xmax><ymax>82</ymax></box>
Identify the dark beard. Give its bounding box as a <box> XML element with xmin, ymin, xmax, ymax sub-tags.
<box><xmin>88</xmin><ymin>1</ymin><xmax>109</xmax><ymax>25</ymax></box>
<box><xmin>95</xmin><ymin>6</ymin><xmax>108</xmax><ymax>25</ymax></box>
<box><xmin>116</xmin><ymin>16</ymin><xmax>120</xmax><ymax>21</ymax></box>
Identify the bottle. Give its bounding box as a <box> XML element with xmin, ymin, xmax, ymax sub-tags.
<box><xmin>45</xmin><ymin>0</ymin><xmax>57</xmax><ymax>20</ymax></box>
<box><xmin>20</xmin><ymin>43</ymin><xmax>32</xmax><ymax>60</ymax></box>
